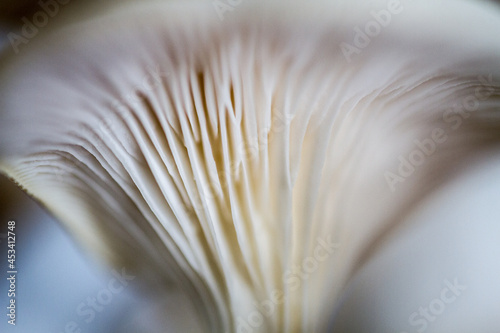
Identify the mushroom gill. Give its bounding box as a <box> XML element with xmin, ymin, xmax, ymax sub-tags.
<box><xmin>1</xmin><ymin>0</ymin><xmax>500</xmax><ymax>331</ymax></box>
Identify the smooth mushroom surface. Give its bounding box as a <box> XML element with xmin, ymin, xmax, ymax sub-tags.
<box><xmin>1</xmin><ymin>0</ymin><xmax>500</xmax><ymax>332</ymax></box>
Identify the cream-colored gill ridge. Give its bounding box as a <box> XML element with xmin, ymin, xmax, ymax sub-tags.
<box><xmin>1</xmin><ymin>0</ymin><xmax>500</xmax><ymax>332</ymax></box>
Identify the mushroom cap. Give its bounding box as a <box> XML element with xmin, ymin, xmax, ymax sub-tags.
<box><xmin>1</xmin><ymin>0</ymin><xmax>500</xmax><ymax>331</ymax></box>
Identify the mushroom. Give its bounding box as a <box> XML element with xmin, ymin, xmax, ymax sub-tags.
<box><xmin>1</xmin><ymin>0</ymin><xmax>500</xmax><ymax>331</ymax></box>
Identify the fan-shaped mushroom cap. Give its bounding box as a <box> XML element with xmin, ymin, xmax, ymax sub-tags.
<box><xmin>1</xmin><ymin>0</ymin><xmax>500</xmax><ymax>331</ymax></box>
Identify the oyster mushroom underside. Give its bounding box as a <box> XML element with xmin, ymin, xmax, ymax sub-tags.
<box><xmin>1</xmin><ymin>0</ymin><xmax>500</xmax><ymax>331</ymax></box>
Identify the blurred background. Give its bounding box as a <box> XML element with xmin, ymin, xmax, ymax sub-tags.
<box><xmin>0</xmin><ymin>173</ymin><xmax>151</xmax><ymax>333</ymax></box>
